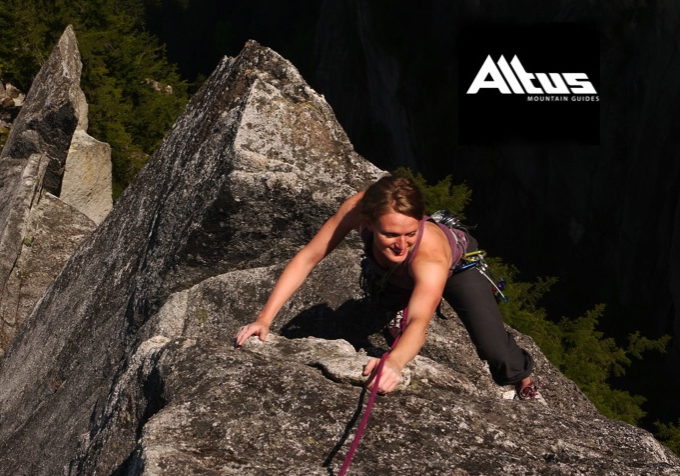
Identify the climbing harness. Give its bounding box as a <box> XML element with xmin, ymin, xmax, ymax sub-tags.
<box><xmin>428</xmin><ymin>209</ymin><xmax>472</xmax><ymax>233</ymax></box>
<box><xmin>385</xmin><ymin>308</ymin><xmax>405</xmax><ymax>333</ymax></box>
<box><xmin>454</xmin><ymin>250</ymin><xmax>509</xmax><ymax>303</ymax></box>
<box><xmin>429</xmin><ymin>210</ymin><xmax>508</xmax><ymax>304</ymax></box>
<box><xmin>337</xmin><ymin>307</ymin><xmax>409</xmax><ymax>476</ymax></box>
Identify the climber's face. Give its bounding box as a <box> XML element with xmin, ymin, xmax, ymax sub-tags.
<box><xmin>369</xmin><ymin>212</ymin><xmax>420</xmax><ymax>264</ymax></box>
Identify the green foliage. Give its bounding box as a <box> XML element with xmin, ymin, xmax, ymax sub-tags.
<box><xmin>392</xmin><ymin>167</ymin><xmax>471</xmax><ymax>219</ymax></box>
<box><xmin>490</xmin><ymin>257</ymin><xmax>669</xmax><ymax>425</ymax></box>
<box><xmin>555</xmin><ymin>306</ymin><xmax>659</xmax><ymax>424</ymax></box>
<box><xmin>0</xmin><ymin>0</ymin><xmax>188</xmax><ymax>198</ymax></box>
<box><xmin>655</xmin><ymin>419</ymin><xmax>680</xmax><ymax>455</ymax></box>
<box><xmin>0</xmin><ymin>1</ymin><xmax>57</xmax><ymax>90</ymax></box>
<box><xmin>487</xmin><ymin>258</ymin><xmax>565</xmax><ymax>364</ymax></box>
<box><xmin>76</xmin><ymin>23</ymin><xmax>188</xmax><ymax>197</ymax></box>
<box><xmin>627</xmin><ymin>331</ymin><xmax>671</xmax><ymax>359</ymax></box>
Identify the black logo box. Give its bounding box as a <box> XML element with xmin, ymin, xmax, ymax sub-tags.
<box><xmin>458</xmin><ymin>23</ymin><xmax>600</xmax><ymax>145</ymax></box>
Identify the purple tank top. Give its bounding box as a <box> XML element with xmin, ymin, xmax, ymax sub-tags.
<box><xmin>406</xmin><ymin>217</ymin><xmax>468</xmax><ymax>269</ymax></box>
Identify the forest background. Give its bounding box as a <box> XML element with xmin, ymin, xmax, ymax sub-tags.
<box><xmin>1</xmin><ymin>0</ymin><xmax>678</xmax><ymax>455</ymax></box>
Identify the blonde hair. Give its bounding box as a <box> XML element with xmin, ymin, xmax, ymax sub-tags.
<box><xmin>361</xmin><ymin>176</ymin><xmax>424</xmax><ymax>222</ymax></box>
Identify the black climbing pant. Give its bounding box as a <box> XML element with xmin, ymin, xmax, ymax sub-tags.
<box><xmin>442</xmin><ymin>234</ymin><xmax>534</xmax><ymax>385</ymax></box>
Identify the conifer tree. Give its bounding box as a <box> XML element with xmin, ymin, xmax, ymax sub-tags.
<box><xmin>0</xmin><ymin>0</ymin><xmax>188</xmax><ymax>198</ymax></box>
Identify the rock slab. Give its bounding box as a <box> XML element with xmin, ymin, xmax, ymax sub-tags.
<box><xmin>72</xmin><ymin>252</ymin><xmax>680</xmax><ymax>475</ymax></box>
<box><xmin>0</xmin><ymin>191</ymin><xmax>95</xmax><ymax>353</ymax></box>
<box><xmin>0</xmin><ymin>26</ymin><xmax>95</xmax><ymax>354</ymax></box>
<box><xmin>0</xmin><ymin>26</ymin><xmax>111</xmax><ymax>354</ymax></box>
<box><xmin>60</xmin><ymin>129</ymin><xmax>113</xmax><ymax>224</ymax></box>
<box><xmin>0</xmin><ymin>39</ymin><xmax>380</xmax><ymax>475</ymax></box>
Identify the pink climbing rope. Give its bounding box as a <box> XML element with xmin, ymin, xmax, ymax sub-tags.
<box><xmin>337</xmin><ymin>307</ymin><xmax>409</xmax><ymax>476</ymax></box>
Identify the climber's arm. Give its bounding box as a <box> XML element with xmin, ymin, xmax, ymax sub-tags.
<box><xmin>235</xmin><ymin>191</ymin><xmax>364</xmax><ymax>347</ymax></box>
<box><xmin>364</xmin><ymin>252</ymin><xmax>449</xmax><ymax>393</ymax></box>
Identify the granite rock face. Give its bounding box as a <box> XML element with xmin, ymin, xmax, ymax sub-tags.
<box><xmin>0</xmin><ymin>37</ymin><xmax>678</xmax><ymax>476</ymax></box>
<box><xmin>72</xmin><ymin>251</ymin><xmax>678</xmax><ymax>475</ymax></box>
<box><xmin>0</xmin><ymin>191</ymin><xmax>96</xmax><ymax>352</ymax></box>
<box><xmin>0</xmin><ymin>26</ymin><xmax>113</xmax><ymax>355</ymax></box>
<box><xmin>60</xmin><ymin>129</ymin><xmax>113</xmax><ymax>224</ymax></box>
<box><xmin>0</xmin><ymin>39</ymin><xmax>381</xmax><ymax>475</ymax></box>
<box><xmin>0</xmin><ymin>26</ymin><xmax>83</xmax><ymax>201</ymax></box>
<box><xmin>59</xmin><ymin>84</ymin><xmax>113</xmax><ymax>224</ymax></box>
<box><xmin>0</xmin><ymin>24</ymin><xmax>82</xmax><ymax>284</ymax></box>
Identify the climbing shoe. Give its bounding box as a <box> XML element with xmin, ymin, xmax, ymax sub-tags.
<box><xmin>515</xmin><ymin>378</ymin><xmax>547</xmax><ymax>405</ymax></box>
<box><xmin>517</xmin><ymin>379</ymin><xmax>539</xmax><ymax>399</ymax></box>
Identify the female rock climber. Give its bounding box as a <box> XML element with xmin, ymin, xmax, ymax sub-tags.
<box><xmin>234</xmin><ymin>175</ymin><xmax>539</xmax><ymax>398</ymax></box>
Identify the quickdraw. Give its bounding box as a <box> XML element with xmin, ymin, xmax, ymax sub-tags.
<box><xmin>455</xmin><ymin>250</ymin><xmax>509</xmax><ymax>303</ymax></box>
<box><xmin>429</xmin><ymin>209</ymin><xmax>472</xmax><ymax>233</ymax></box>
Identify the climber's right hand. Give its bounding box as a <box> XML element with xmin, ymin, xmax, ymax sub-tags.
<box><xmin>234</xmin><ymin>322</ymin><xmax>270</xmax><ymax>348</ymax></box>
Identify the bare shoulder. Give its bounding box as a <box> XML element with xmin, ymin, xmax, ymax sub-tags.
<box><xmin>413</xmin><ymin>221</ymin><xmax>452</xmax><ymax>266</ymax></box>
